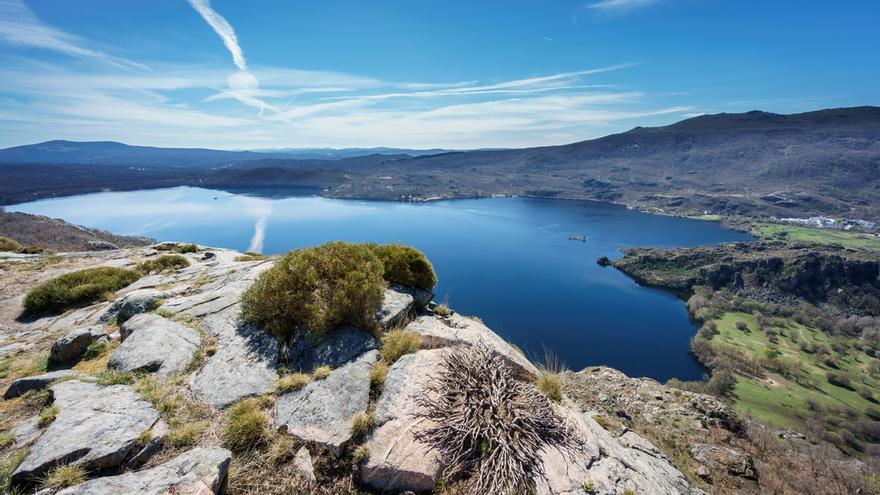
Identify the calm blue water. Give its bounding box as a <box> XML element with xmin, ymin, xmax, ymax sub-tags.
<box><xmin>7</xmin><ymin>187</ymin><xmax>751</xmax><ymax>381</ymax></box>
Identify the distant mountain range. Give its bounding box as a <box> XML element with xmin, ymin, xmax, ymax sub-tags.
<box><xmin>0</xmin><ymin>140</ymin><xmax>456</xmax><ymax>167</ymax></box>
<box><xmin>2</xmin><ymin>106</ymin><xmax>879</xmax><ymax>219</ymax></box>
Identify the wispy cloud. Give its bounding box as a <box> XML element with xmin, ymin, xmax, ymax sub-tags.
<box><xmin>186</xmin><ymin>0</ymin><xmax>275</xmax><ymax>114</ymax></box>
<box><xmin>587</xmin><ymin>0</ymin><xmax>661</xmax><ymax>11</ymax></box>
<box><xmin>0</xmin><ymin>0</ymin><xmax>145</xmax><ymax>69</ymax></box>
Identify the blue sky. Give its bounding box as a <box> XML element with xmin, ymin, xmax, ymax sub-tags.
<box><xmin>0</xmin><ymin>0</ymin><xmax>877</xmax><ymax>149</ymax></box>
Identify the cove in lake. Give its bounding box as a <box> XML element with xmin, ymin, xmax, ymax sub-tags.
<box><xmin>8</xmin><ymin>187</ymin><xmax>752</xmax><ymax>381</ymax></box>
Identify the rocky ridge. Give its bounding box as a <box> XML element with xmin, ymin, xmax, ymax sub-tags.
<box><xmin>0</xmin><ymin>243</ymin><xmax>721</xmax><ymax>494</ymax></box>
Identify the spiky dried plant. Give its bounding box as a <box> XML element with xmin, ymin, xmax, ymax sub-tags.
<box><xmin>416</xmin><ymin>344</ymin><xmax>580</xmax><ymax>494</ymax></box>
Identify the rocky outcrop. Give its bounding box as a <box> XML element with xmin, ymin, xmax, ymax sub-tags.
<box><xmin>612</xmin><ymin>241</ymin><xmax>880</xmax><ymax>316</ymax></box>
<box><xmin>286</xmin><ymin>326</ymin><xmax>379</xmax><ymax>372</ymax></box>
<box><xmin>49</xmin><ymin>326</ymin><xmax>107</xmax><ymax>363</ymax></box>
<box><xmin>690</xmin><ymin>443</ymin><xmax>757</xmax><ymax>481</ymax></box>
<box><xmin>276</xmin><ymin>350</ymin><xmax>377</xmax><ymax>454</ymax></box>
<box><xmin>376</xmin><ymin>285</ymin><xmax>433</xmax><ymax>328</ymax></box>
<box><xmin>190</xmin><ymin>305</ymin><xmax>279</xmax><ymax>408</ymax></box>
<box><xmin>360</xmin><ymin>349</ymin><xmax>446</xmax><ymax>493</ymax></box>
<box><xmin>109</xmin><ymin>314</ymin><xmax>201</xmax><ymax>380</ymax></box>
<box><xmin>54</xmin><ymin>448</ymin><xmax>231</xmax><ymax>495</ymax></box>
<box><xmin>12</xmin><ymin>380</ymin><xmax>167</xmax><ymax>486</ymax></box>
<box><xmin>405</xmin><ymin>313</ymin><xmax>538</xmax><ymax>378</ymax></box>
<box><xmin>100</xmin><ymin>288</ymin><xmax>164</xmax><ymax>323</ymax></box>
<box><xmin>3</xmin><ymin>369</ymin><xmax>81</xmax><ymax>399</ymax></box>
<box><xmin>536</xmin><ymin>404</ymin><xmax>701</xmax><ymax>495</ymax></box>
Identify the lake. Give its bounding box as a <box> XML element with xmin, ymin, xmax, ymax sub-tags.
<box><xmin>7</xmin><ymin>187</ymin><xmax>752</xmax><ymax>381</ymax></box>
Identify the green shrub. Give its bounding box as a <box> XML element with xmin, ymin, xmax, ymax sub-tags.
<box><xmin>156</xmin><ymin>243</ymin><xmax>198</xmax><ymax>254</ymax></box>
<box><xmin>370</xmin><ymin>243</ymin><xmax>437</xmax><ymax>289</ymax></box>
<box><xmin>0</xmin><ymin>236</ymin><xmax>23</xmax><ymax>252</ymax></box>
<box><xmin>22</xmin><ymin>267</ymin><xmax>139</xmax><ymax>317</ymax></box>
<box><xmin>223</xmin><ymin>398</ymin><xmax>269</xmax><ymax>452</ymax></box>
<box><xmin>241</xmin><ymin>242</ymin><xmax>386</xmax><ymax>344</ymax></box>
<box><xmin>138</xmin><ymin>254</ymin><xmax>190</xmax><ymax>274</ymax></box>
<box><xmin>380</xmin><ymin>330</ymin><xmax>421</xmax><ymax>364</ymax></box>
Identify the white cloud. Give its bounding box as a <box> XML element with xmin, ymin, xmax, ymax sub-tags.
<box><xmin>0</xmin><ymin>0</ymin><xmax>145</xmax><ymax>69</ymax></box>
<box><xmin>186</xmin><ymin>0</ymin><xmax>274</xmax><ymax>114</ymax></box>
<box><xmin>587</xmin><ymin>0</ymin><xmax>661</xmax><ymax>11</ymax></box>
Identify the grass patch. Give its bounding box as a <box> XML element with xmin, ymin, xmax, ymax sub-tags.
<box><xmin>241</xmin><ymin>242</ymin><xmax>386</xmax><ymax>345</ymax></box>
<box><xmin>750</xmin><ymin>221</ymin><xmax>880</xmax><ymax>250</ymax></box>
<box><xmin>369</xmin><ymin>243</ymin><xmax>437</xmax><ymax>289</ymax></box>
<box><xmin>277</xmin><ymin>373</ymin><xmax>310</xmax><ymax>394</ymax></box>
<box><xmin>41</xmin><ymin>464</ymin><xmax>87</xmax><ymax>490</ymax></box>
<box><xmin>352</xmin><ymin>444</ymin><xmax>370</xmax><ymax>464</ymax></box>
<box><xmin>312</xmin><ymin>365</ymin><xmax>332</xmax><ymax>381</ymax></box>
<box><xmin>350</xmin><ymin>412</ymin><xmax>374</xmax><ymax>439</ymax></box>
<box><xmin>369</xmin><ymin>362</ymin><xmax>389</xmax><ymax>393</ymax></box>
<box><xmin>0</xmin><ymin>432</ymin><xmax>14</xmax><ymax>449</ymax></box>
<box><xmin>0</xmin><ymin>236</ymin><xmax>23</xmax><ymax>252</ymax></box>
<box><xmin>22</xmin><ymin>267</ymin><xmax>140</xmax><ymax>317</ymax></box>
<box><xmin>536</xmin><ymin>373</ymin><xmax>563</xmax><ymax>402</ymax></box>
<box><xmin>235</xmin><ymin>252</ymin><xmax>268</xmax><ymax>262</ymax></box>
<box><xmin>223</xmin><ymin>398</ymin><xmax>269</xmax><ymax>452</ymax></box>
<box><xmin>138</xmin><ymin>254</ymin><xmax>190</xmax><ymax>274</ymax></box>
<box><xmin>94</xmin><ymin>369</ymin><xmax>136</xmax><ymax>385</ymax></box>
<box><xmin>167</xmin><ymin>420</ymin><xmax>209</xmax><ymax>448</ymax></box>
<box><xmin>380</xmin><ymin>330</ymin><xmax>421</xmax><ymax>364</ymax></box>
<box><xmin>37</xmin><ymin>405</ymin><xmax>59</xmax><ymax>428</ymax></box>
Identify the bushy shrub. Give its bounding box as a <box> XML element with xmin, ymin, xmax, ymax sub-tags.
<box><xmin>22</xmin><ymin>267</ymin><xmax>139</xmax><ymax>317</ymax></box>
<box><xmin>370</xmin><ymin>243</ymin><xmax>437</xmax><ymax>290</ymax></box>
<box><xmin>223</xmin><ymin>398</ymin><xmax>269</xmax><ymax>452</ymax></box>
<box><xmin>138</xmin><ymin>254</ymin><xmax>190</xmax><ymax>274</ymax></box>
<box><xmin>155</xmin><ymin>243</ymin><xmax>198</xmax><ymax>254</ymax></box>
<box><xmin>0</xmin><ymin>236</ymin><xmax>23</xmax><ymax>252</ymax></box>
<box><xmin>241</xmin><ymin>242</ymin><xmax>386</xmax><ymax>344</ymax></box>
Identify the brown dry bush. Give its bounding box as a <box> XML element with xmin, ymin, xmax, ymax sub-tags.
<box><xmin>417</xmin><ymin>344</ymin><xmax>580</xmax><ymax>495</ymax></box>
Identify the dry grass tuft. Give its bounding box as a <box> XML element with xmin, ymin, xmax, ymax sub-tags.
<box><xmin>417</xmin><ymin>344</ymin><xmax>580</xmax><ymax>495</ymax></box>
<box><xmin>312</xmin><ymin>365</ymin><xmax>332</xmax><ymax>381</ymax></box>
<box><xmin>350</xmin><ymin>412</ymin><xmax>375</xmax><ymax>439</ymax></box>
<box><xmin>41</xmin><ymin>464</ymin><xmax>86</xmax><ymax>490</ymax></box>
<box><xmin>369</xmin><ymin>362</ymin><xmax>389</xmax><ymax>393</ymax></box>
<box><xmin>380</xmin><ymin>330</ymin><xmax>421</xmax><ymax>364</ymax></box>
<box><xmin>37</xmin><ymin>405</ymin><xmax>59</xmax><ymax>428</ymax></box>
<box><xmin>223</xmin><ymin>398</ymin><xmax>269</xmax><ymax>452</ymax></box>
<box><xmin>277</xmin><ymin>373</ymin><xmax>310</xmax><ymax>394</ymax></box>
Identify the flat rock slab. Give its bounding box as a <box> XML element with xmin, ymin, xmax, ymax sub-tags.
<box><xmin>109</xmin><ymin>314</ymin><xmax>201</xmax><ymax>381</ymax></box>
<box><xmin>12</xmin><ymin>380</ymin><xmax>166</xmax><ymax>486</ymax></box>
<box><xmin>287</xmin><ymin>326</ymin><xmax>379</xmax><ymax>372</ymax></box>
<box><xmin>50</xmin><ymin>326</ymin><xmax>107</xmax><ymax>364</ymax></box>
<box><xmin>276</xmin><ymin>350</ymin><xmax>377</xmax><ymax>455</ymax></box>
<box><xmin>360</xmin><ymin>349</ymin><xmax>446</xmax><ymax>493</ymax></box>
<box><xmin>376</xmin><ymin>285</ymin><xmax>433</xmax><ymax>328</ymax></box>
<box><xmin>190</xmin><ymin>305</ymin><xmax>278</xmax><ymax>408</ymax></box>
<box><xmin>54</xmin><ymin>447</ymin><xmax>232</xmax><ymax>495</ymax></box>
<box><xmin>405</xmin><ymin>314</ymin><xmax>538</xmax><ymax>378</ymax></box>
<box><xmin>3</xmin><ymin>369</ymin><xmax>81</xmax><ymax>399</ymax></box>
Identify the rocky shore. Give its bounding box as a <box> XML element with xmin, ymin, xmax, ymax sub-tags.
<box><xmin>0</xmin><ymin>243</ymin><xmax>725</xmax><ymax>494</ymax></box>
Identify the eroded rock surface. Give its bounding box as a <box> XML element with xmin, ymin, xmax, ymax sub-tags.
<box><xmin>100</xmin><ymin>288</ymin><xmax>164</xmax><ymax>323</ymax></box>
<box><xmin>109</xmin><ymin>314</ymin><xmax>201</xmax><ymax>380</ymax></box>
<box><xmin>360</xmin><ymin>349</ymin><xmax>446</xmax><ymax>493</ymax></box>
<box><xmin>376</xmin><ymin>285</ymin><xmax>433</xmax><ymax>328</ymax></box>
<box><xmin>12</xmin><ymin>380</ymin><xmax>167</xmax><ymax>486</ymax></box>
<box><xmin>405</xmin><ymin>313</ymin><xmax>538</xmax><ymax>377</ymax></box>
<box><xmin>49</xmin><ymin>325</ymin><xmax>107</xmax><ymax>363</ymax></box>
<box><xmin>3</xmin><ymin>369</ymin><xmax>81</xmax><ymax>399</ymax></box>
<box><xmin>190</xmin><ymin>305</ymin><xmax>279</xmax><ymax>408</ymax></box>
<box><xmin>287</xmin><ymin>326</ymin><xmax>379</xmax><ymax>372</ymax></box>
<box><xmin>55</xmin><ymin>447</ymin><xmax>232</xmax><ymax>495</ymax></box>
<box><xmin>276</xmin><ymin>350</ymin><xmax>377</xmax><ymax>454</ymax></box>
